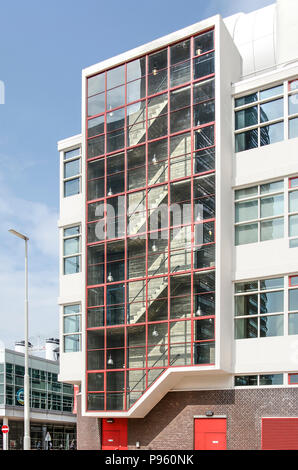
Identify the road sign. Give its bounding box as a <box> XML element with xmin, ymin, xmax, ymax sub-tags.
<box><xmin>45</xmin><ymin>432</ymin><xmax>52</xmax><ymax>442</ymax></box>
<box><xmin>2</xmin><ymin>425</ymin><xmax>9</xmax><ymax>434</ymax></box>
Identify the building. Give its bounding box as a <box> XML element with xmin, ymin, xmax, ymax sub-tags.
<box><xmin>57</xmin><ymin>0</ymin><xmax>298</xmax><ymax>450</ymax></box>
<box><xmin>0</xmin><ymin>340</ymin><xmax>76</xmax><ymax>450</ymax></box>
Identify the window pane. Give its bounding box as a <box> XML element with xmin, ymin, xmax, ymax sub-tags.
<box><xmin>107</xmin><ymin>86</ymin><xmax>125</xmax><ymax>110</ymax></box>
<box><xmin>64</xmin><ymin>226</ymin><xmax>80</xmax><ymax>237</ymax></box>
<box><xmin>235</xmin><ymin>281</ymin><xmax>258</xmax><ymax>293</ymax></box>
<box><xmin>235</xmin><ymin>223</ymin><xmax>258</xmax><ymax>245</ymax></box>
<box><xmin>88</xmin><ymin>373</ymin><xmax>104</xmax><ymax>392</ymax></box>
<box><xmin>260</xmin><ymin>181</ymin><xmax>283</xmax><ymax>194</ymax></box>
<box><xmin>235</xmin><ymin>186</ymin><xmax>258</xmax><ymax>200</ymax></box>
<box><xmin>288</xmin><ymin>93</ymin><xmax>298</xmax><ymax>115</ymax></box>
<box><xmin>170</xmin><ymin>40</ymin><xmax>190</xmax><ymax>65</ymax></box>
<box><xmin>235</xmin><ymin>107</ymin><xmax>258</xmax><ymax>130</ymax></box>
<box><xmin>234</xmin><ymin>375</ymin><xmax>258</xmax><ymax>386</ymax></box>
<box><xmin>260</xmin><ymin>217</ymin><xmax>284</xmax><ymax>241</ymax></box>
<box><xmin>289</xmin><ymin>215</ymin><xmax>298</xmax><ymax>237</ymax></box>
<box><xmin>194</xmin><ymin>341</ymin><xmax>215</xmax><ymax>364</ymax></box>
<box><xmin>289</xmin><ymin>373</ymin><xmax>298</xmax><ymax>384</ymax></box>
<box><xmin>235</xmin><ymin>200</ymin><xmax>258</xmax><ymax>223</ymax></box>
<box><xmin>64</xmin><ymin>178</ymin><xmax>80</xmax><ymax>197</ymax></box>
<box><xmin>194</xmin><ymin>148</ymin><xmax>215</xmax><ymax>174</ymax></box>
<box><xmin>64</xmin><ymin>304</ymin><xmax>80</xmax><ymax>314</ymax></box>
<box><xmin>64</xmin><ymin>256</ymin><xmax>80</xmax><ymax>274</ymax></box>
<box><xmin>259</xmin><ymin>85</ymin><xmax>283</xmax><ymax>100</ymax></box>
<box><xmin>64</xmin><ymin>148</ymin><xmax>80</xmax><ymax>160</ymax></box>
<box><xmin>235</xmin><ymin>93</ymin><xmax>258</xmax><ymax>107</ymax></box>
<box><xmin>260</xmin><ymin>195</ymin><xmax>283</xmax><ymax>218</ymax></box>
<box><xmin>235</xmin><ymin>294</ymin><xmax>258</xmax><ymax>316</ymax></box>
<box><xmin>88</xmin><ymin>93</ymin><xmax>105</xmax><ymax>117</ymax></box>
<box><xmin>64</xmin><ymin>237</ymin><xmax>80</xmax><ymax>256</ymax></box>
<box><xmin>170</xmin><ymin>60</ymin><xmax>190</xmax><ymax>88</ymax></box>
<box><xmin>235</xmin><ymin>317</ymin><xmax>258</xmax><ymax>339</ymax></box>
<box><xmin>260</xmin><ymin>291</ymin><xmax>284</xmax><ymax>313</ymax></box>
<box><xmin>259</xmin><ymin>374</ymin><xmax>283</xmax><ymax>385</ymax></box>
<box><xmin>289</xmin><ymin>289</ymin><xmax>298</xmax><ymax>311</ymax></box>
<box><xmin>107</xmin><ymin>65</ymin><xmax>125</xmax><ymax>90</ymax></box>
<box><xmin>64</xmin><ymin>335</ymin><xmax>80</xmax><ymax>352</ymax></box>
<box><xmin>289</xmin><ymin>117</ymin><xmax>298</xmax><ymax>139</ymax></box>
<box><xmin>193</xmin><ymin>52</ymin><xmax>214</xmax><ymax>80</ymax></box>
<box><xmin>88</xmin><ymin>135</ymin><xmax>105</xmax><ymax>158</ymax></box>
<box><xmin>88</xmin><ymin>74</ymin><xmax>105</xmax><ymax>97</ymax></box>
<box><xmin>289</xmin><ymin>313</ymin><xmax>298</xmax><ymax>335</ymax></box>
<box><xmin>127</xmin><ymin>57</ymin><xmax>146</xmax><ymax>82</ymax></box>
<box><xmin>194</xmin><ymin>31</ymin><xmax>214</xmax><ymax>55</ymax></box>
<box><xmin>64</xmin><ymin>315</ymin><xmax>80</xmax><ymax>334</ymax></box>
<box><xmin>260</xmin><ymin>315</ymin><xmax>283</xmax><ymax>337</ymax></box>
<box><xmin>260</xmin><ymin>98</ymin><xmax>283</xmax><ymax>122</ymax></box>
<box><xmin>88</xmin><ymin>116</ymin><xmax>104</xmax><ymax>138</ymax></box>
<box><xmin>289</xmin><ymin>191</ymin><xmax>298</xmax><ymax>213</ymax></box>
<box><xmin>260</xmin><ymin>122</ymin><xmax>283</xmax><ymax>146</ymax></box>
<box><xmin>195</xmin><ymin>125</ymin><xmax>214</xmax><ymax>149</ymax></box>
<box><xmin>235</xmin><ymin>129</ymin><xmax>258</xmax><ymax>152</ymax></box>
<box><xmin>260</xmin><ymin>278</ymin><xmax>284</xmax><ymax>290</ymax></box>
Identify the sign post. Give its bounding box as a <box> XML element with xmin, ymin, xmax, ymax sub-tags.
<box><xmin>45</xmin><ymin>431</ymin><xmax>52</xmax><ymax>450</ymax></box>
<box><xmin>2</xmin><ymin>424</ymin><xmax>9</xmax><ymax>451</ymax></box>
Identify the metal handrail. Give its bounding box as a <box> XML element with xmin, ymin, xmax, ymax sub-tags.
<box><xmin>128</xmin><ymin>352</ymin><xmax>181</xmax><ymax>394</ymax></box>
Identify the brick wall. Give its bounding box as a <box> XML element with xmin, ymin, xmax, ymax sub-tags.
<box><xmin>127</xmin><ymin>388</ymin><xmax>298</xmax><ymax>450</ymax></box>
<box><xmin>76</xmin><ymin>394</ymin><xmax>101</xmax><ymax>450</ymax></box>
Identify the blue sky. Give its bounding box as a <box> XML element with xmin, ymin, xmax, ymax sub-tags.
<box><xmin>0</xmin><ymin>0</ymin><xmax>274</xmax><ymax>349</ymax></box>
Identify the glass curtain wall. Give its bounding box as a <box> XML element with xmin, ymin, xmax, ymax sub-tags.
<box><xmin>86</xmin><ymin>28</ymin><xmax>216</xmax><ymax>411</ymax></box>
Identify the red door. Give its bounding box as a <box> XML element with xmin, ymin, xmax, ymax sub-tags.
<box><xmin>101</xmin><ymin>418</ymin><xmax>128</xmax><ymax>450</ymax></box>
<box><xmin>262</xmin><ymin>418</ymin><xmax>298</xmax><ymax>450</ymax></box>
<box><xmin>194</xmin><ymin>418</ymin><xmax>227</xmax><ymax>450</ymax></box>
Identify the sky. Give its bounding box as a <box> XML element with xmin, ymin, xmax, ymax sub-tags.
<box><xmin>0</xmin><ymin>0</ymin><xmax>274</xmax><ymax>349</ymax></box>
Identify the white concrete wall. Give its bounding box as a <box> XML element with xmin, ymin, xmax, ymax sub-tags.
<box><xmin>232</xmin><ymin>64</ymin><xmax>298</xmax><ymax>376</ymax></box>
<box><xmin>276</xmin><ymin>0</ymin><xmax>298</xmax><ymax>65</ymax></box>
<box><xmin>57</xmin><ymin>134</ymin><xmax>83</xmax><ymax>384</ymax></box>
<box><xmin>215</xmin><ymin>18</ymin><xmax>242</xmax><ymax>372</ymax></box>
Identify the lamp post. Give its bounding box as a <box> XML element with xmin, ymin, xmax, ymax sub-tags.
<box><xmin>8</xmin><ymin>229</ymin><xmax>30</xmax><ymax>450</ymax></box>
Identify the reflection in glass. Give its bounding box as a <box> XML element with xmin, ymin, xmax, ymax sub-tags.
<box><xmin>260</xmin><ymin>217</ymin><xmax>284</xmax><ymax>241</ymax></box>
<box><xmin>260</xmin><ymin>121</ymin><xmax>283</xmax><ymax>146</ymax></box>
<box><xmin>260</xmin><ymin>315</ymin><xmax>283</xmax><ymax>337</ymax></box>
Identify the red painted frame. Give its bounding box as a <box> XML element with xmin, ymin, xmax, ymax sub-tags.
<box><xmin>85</xmin><ymin>27</ymin><xmax>216</xmax><ymax>413</ymax></box>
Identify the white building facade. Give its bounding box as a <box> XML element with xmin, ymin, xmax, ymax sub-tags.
<box><xmin>58</xmin><ymin>0</ymin><xmax>298</xmax><ymax>450</ymax></box>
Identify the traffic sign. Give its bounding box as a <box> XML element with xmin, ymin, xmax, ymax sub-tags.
<box><xmin>2</xmin><ymin>425</ymin><xmax>9</xmax><ymax>434</ymax></box>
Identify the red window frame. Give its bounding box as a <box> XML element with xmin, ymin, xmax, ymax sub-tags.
<box><xmin>85</xmin><ymin>27</ymin><xmax>216</xmax><ymax>413</ymax></box>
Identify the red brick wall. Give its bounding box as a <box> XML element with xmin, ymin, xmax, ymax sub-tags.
<box><xmin>76</xmin><ymin>394</ymin><xmax>101</xmax><ymax>450</ymax></box>
<box><xmin>76</xmin><ymin>388</ymin><xmax>298</xmax><ymax>450</ymax></box>
<box><xmin>127</xmin><ymin>388</ymin><xmax>298</xmax><ymax>450</ymax></box>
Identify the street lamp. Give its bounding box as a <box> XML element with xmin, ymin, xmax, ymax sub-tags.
<box><xmin>8</xmin><ymin>229</ymin><xmax>30</xmax><ymax>450</ymax></box>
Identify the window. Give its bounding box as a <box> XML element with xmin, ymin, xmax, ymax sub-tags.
<box><xmin>63</xmin><ymin>225</ymin><xmax>81</xmax><ymax>275</ymax></box>
<box><xmin>235</xmin><ymin>181</ymin><xmax>284</xmax><ymax>245</ymax></box>
<box><xmin>288</xmin><ymin>79</ymin><xmax>298</xmax><ymax>139</ymax></box>
<box><xmin>288</xmin><ymin>373</ymin><xmax>298</xmax><ymax>385</ymax></box>
<box><xmin>235</xmin><ymin>85</ymin><xmax>284</xmax><ymax>152</ymax></box>
<box><xmin>235</xmin><ymin>374</ymin><xmax>284</xmax><ymax>387</ymax></box>
<box><xmin>63</xmin><ymin>304</ymin><xmax>82</xmax><ymax>352</ymax></box>
<box><xmin>63</xmin><ymin>147</ymin><xmax>81</xmax><ymax>197</ymax></box>
<box><xmin>289</xmin><ymin>178</ymin><xmax>298</xmax><ymax>246</ymax></box>
<box><xmin>289</xmin><ymin>275</ymin><xmax>298</xmax><ymax>335</ymax></box>
<box><xmin>234</xmin><ymin>277</ymin><xmax>284</xmax><ymax>339</ymax></box>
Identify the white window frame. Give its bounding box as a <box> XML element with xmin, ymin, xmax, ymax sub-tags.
<box><xmin>63</xmin><ymin>224</ymin><xmax>81</xmax><ymax>275</ymax></box>
<box><xmin>63</xmin><ymin>147</ymin><xmax>81</xmax><ymax>197</ymax></box>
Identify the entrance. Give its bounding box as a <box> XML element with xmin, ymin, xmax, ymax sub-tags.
<box><xmin>101</xmin><ymin>418</ymin><xmax>127</xmax><ymax>450</ymax></box>
<box><xmin>194</xmin><ymin>417</ymin><xmax>227</xmax><ymax>450</ymax></box>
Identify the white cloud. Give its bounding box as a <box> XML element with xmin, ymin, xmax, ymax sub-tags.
<box><xmin>0</xmin><ymin>163</ymin><xmax>59</xmax><ymax>349</ymax></box>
